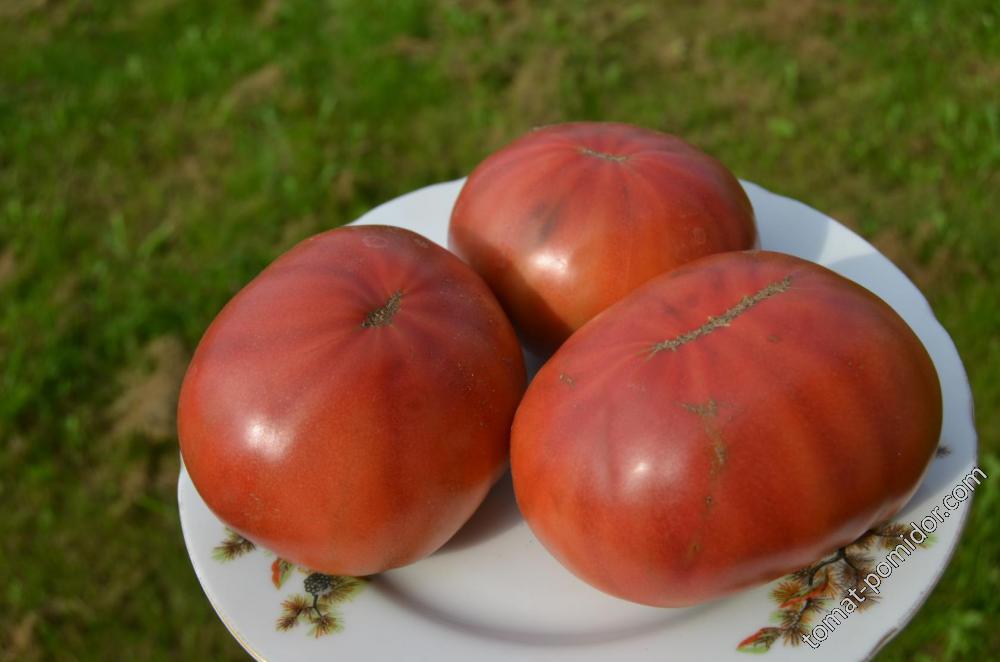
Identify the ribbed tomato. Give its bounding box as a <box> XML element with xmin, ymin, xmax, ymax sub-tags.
<box><xmin>511</xmin><ymin>250</ymin><xmax>941</xmax><ymax>606</ymax></box>
<box><xmin>449</xmin><ymin>122</ymin><xmax>757</xmax><ymax>352</ymax></box>
<box><xmin>178</xmin><ymin>225</ymin><xmax>525</xmax><ymax>575</ymax></box>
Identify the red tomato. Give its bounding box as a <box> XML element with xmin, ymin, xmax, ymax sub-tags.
<box><xmin>511</xmin><ymin>251</ymin><xmax>941</xmax><ymax>606</ymax></box>
<box><xmin>178</xmin><ymin>225</ymin><xmax>526</xmax><ymax>575</ymax></box>
<box><xmin>449</xmin><ymin>122</ymin><xmax>757</xmax><ymax>352</ymax></box>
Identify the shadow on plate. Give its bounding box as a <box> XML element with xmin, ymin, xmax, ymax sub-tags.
<box><xmin>747</xmin><ymin>182</ymin><xmax>834</xmax><ymax>264</ymax></box>
<box><xmin>372</xmin><ymin>574</ymin><xmax>716</xmax><ymax>646</ymax></box>
<box><xmin>436</xmin><ymin>470</ymin><xmax>523</xmax><ymax>554</ymax></box>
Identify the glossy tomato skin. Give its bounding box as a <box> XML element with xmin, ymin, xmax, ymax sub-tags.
<box><xmin>178</xmin><ymin>225</ymin><xmax>525</xmax><ymax>576</ymax></box>
<box><xmin>511</xmin><ymin>251</ymin><xmax>941</xmax><ymax>606</ymax></box>
<box><xmin>449</xmin><ymin>122</ymin><xmax>757</xmax><ymax>352</ymax></box>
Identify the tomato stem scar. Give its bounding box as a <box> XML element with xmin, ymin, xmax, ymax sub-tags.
<box><xmin>650</xmin><ymin>275</ymin><xmax>792</xmax><ymax>355</ymax></box>
<box><xmin>681</xmin><ymin>399</ymin><xmax>727</xmax><ymax>475</ymax></box>
<box><xmin>579</xmin><ymin>146</ymin><xmax>629</xmax><ymax>162</ymax></box>
<box><xmin>362</xmin><ymin>290</ymin><xmax>403</xmax><ymax>328</ymax></box>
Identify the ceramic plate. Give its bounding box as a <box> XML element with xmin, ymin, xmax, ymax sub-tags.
<box><xmin>178</xmin><ymin>179</ymin><xmax>978</xmax><ymax>661</ymax></box>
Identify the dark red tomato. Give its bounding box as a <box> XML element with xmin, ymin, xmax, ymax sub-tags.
<box><xmin>449</xmin><ymin>122</ymin><xmax>757</xmax><ymax>352</ymax></box>
<box><xmin>178</xmin><ymin>225</ymin><xmax>525</xmax><ymax>576</ymax></box>
<box><xmin>511</xmin><ymin>250</ymin><xmax>941</xmax><ymax>606</ymax></box>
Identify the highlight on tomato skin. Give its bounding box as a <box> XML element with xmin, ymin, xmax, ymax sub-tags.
<box><xmin>510</xmin><ymin>250</ymin><xmax>942</xmax><ymax>607</ymax></box>
<box><xmin>449</xmin><ymin>121</ymin><xmax>758</xmax><ymax>354</ymax></box>
<box><xmin>178</xmin><ymin>224</ymin><xmax>526</xmax><ymax>577</ymax></box>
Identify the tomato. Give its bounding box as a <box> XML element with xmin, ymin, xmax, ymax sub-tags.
<box><xmin>449</xmin><ymin>122</ymin><xmax>757</xmax><ymax>352</ymax></box>
<box><xmin>178</xmin><ymin>225</ymin><xmax>526</xmax><ymax>575</ymax></box>
<box><xmin>511</xmin><ymin>250</ymin><xmax>941</xmax><ymax>606</ymax></box>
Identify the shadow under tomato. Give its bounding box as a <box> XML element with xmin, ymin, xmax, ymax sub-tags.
<box><xmin>749</xmin><ymin>180</ymin><xmax>833</xmax><ymax>263</ymax></box>
<box><xmin>436</xmin><ymin>470</ymin><xmax>522</xmax><ymax>554</ymax></box>
<box><xmin>371</xmin><ymin>574</ymin><xmax>718</xmax><ymax>646</ymax></box>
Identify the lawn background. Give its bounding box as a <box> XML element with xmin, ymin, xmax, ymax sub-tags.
<box><xmin>0</xmin><ymin>0</ymin><xmax>996</xmax><ymax>659</ymax></box>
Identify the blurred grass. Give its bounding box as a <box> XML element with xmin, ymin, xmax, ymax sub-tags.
<box><xmin>0</xmin><ymin>0</ymin><xmax>996</xmax><ymax>659</ymax></box>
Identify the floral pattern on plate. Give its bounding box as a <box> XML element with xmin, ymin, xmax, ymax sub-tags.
<box><xmin>213</xmin><ymin>529</ymin><xmax>367</xmax><ymax>639</ymax></box>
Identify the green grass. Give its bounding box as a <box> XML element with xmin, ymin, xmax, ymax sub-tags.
<box><xmin>0</xmin><ymin>0</ymin><xmax>997</xmax><ymax>659</ymax></box>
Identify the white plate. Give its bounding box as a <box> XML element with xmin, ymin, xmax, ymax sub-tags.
<box><xmin>178</xmin><ymin>179</ymin><xmax>978</xmax><ymax>661</ymax></box>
